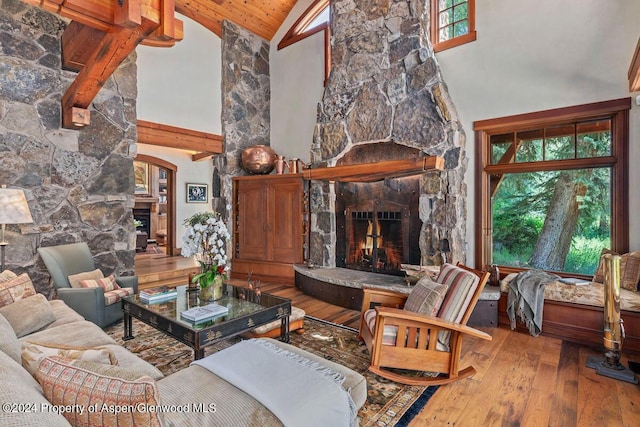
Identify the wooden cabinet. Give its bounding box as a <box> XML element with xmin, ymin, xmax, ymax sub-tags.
<box><xmin>232</xmin><ymin>175</ymin><xmax>307</xmax><ymax>284</ymax></box>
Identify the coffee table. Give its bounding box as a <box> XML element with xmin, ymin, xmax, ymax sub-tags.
<box><xmin>122</xmin><ymin>284</ymin><xmax>291</xmax><ymax>359</ymax></box>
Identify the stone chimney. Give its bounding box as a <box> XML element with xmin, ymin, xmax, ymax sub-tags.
<box><xmin>309</xmin><ymin>0</ymin><xmax>468</xmax><ymax>268</ymax></box>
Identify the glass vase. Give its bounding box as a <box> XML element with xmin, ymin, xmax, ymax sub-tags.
<box><xmin>200</xmin><ymin>275</ymin><xmax>224</xmax><ymax>302</ymax></box>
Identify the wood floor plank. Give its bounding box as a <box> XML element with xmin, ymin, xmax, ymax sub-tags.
<box><xmin>549</xmin><ymin>342</ymin><xmax>580</xmax><ymax>427</ymax></box>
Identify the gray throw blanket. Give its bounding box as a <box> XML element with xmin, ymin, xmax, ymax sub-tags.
<box><xmin>507</xmin><ymin>270</ymin><xmax>559</xmax><ymax>336</ymax></box>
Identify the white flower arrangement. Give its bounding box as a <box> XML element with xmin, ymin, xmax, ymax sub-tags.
<box><xmin>181</xmin><ymin>212</ymin><xmax>231</xmax><ymax>275</ymax></box>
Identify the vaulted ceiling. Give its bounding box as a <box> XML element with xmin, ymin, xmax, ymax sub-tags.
<box><xmin>177</xmin><ymin>0</ymin><xmax>299</xmax><ymax>41</ymax></box>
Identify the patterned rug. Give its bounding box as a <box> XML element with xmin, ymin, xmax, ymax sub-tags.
<box><xmin>105</xmin><ymin>317</ymin><xmax>438</xmax><ymax>426</ymax></box>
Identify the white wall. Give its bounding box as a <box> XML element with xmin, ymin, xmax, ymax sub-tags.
<box><xmin>268</xmin><ymin>0</ymin><xmax>640</xmax><ymax>261</ymax></box>
<box><xmin>434</xmin><ymin>0</ymin><xmax>640</xmax><ymax>261</ymax></box>
<box><xmin>137</xmin><ymin>14</ymin><xmax>222</xmax><ymax>134</ymax></box>
<box><xmin>136</xmin><ymin>13</ymin><xmax>222</xmax><ymax>248</ymax></box>
<box><xmin>270</xmin><ymin>0</ymin><xmax>326</xmax><ymax>163</ymax></box>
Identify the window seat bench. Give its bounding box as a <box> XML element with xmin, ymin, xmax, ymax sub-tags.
<box><xmin>498</xmin><ymin>276</ymin><xmax>640</xmax><ymax>353</ymax></box>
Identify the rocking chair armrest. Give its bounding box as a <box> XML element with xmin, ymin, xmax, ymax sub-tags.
<box><xmin>374</xmin><ymin>306</ymin><xmax>492</xmax><ymax>341</ymax></box>
<box><xmin>361</xmin><ymin>287</ymin><xmax>408</xmax><ymax>310</ymax></box>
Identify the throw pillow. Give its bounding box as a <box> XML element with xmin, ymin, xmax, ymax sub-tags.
<box><xmin>0</xmin><ymin>273</ymin><xmax>36</xmax><ymax>308</ymax></box>
<box><xmin>21</xmin><ymin>342</ymin><xmax>117</xmax><ymax>377</ymax></box>
<box><xmin>404</xmin><ymin>276</ymin><xmax>448</xmax><ymax>316</ymax></box>
<box><xmin>0</xmin><ymin>294</ymin><xmax>56</xmax><ymax>338</ymax></box>
<box><xmin>620</xmin><ymin>251</ymin><xmax>640</xmax><ymax>292</ymax></box>
<box><xmin>79</xmin><ymin>274</ymin><xmax>118</xmax><ymax>292</ymax></box>
<box><xmin>593</xmin><ymin>248</ymin><xmax>619</xmax><ymax>283</ymax></box>
<box><xmin>68</xmin><ymin>268</ymin><xmax>104</xmax><ymax>289</ymax></box>
<box><xmin>37</xmin><ymin>356</ymin><xmax>164</xmax><ymax>427</ymax></box>
<box><xmin>0</xmin><ymin>270</ymin><xmax>17</xmax><ymax>283</ymax></box>
<box><xmin>0</xmin><ymin>313</ymin><xmax>21</xmax><ymax>364</ymax></box>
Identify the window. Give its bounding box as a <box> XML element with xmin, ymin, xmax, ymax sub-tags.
<box><xmin>430</xmin><ymin>0</ymin><xmax>476</xmax><ymax>52</ymax></box>
<box><xmin>278</xmin><ymin>0</ymin><xmax>331</xmax><ymax>84</ymax></box>
<box><xmin>474</xmin><ymin>99</ymin><xmax>630</xmax><ymax>277</ymax></box>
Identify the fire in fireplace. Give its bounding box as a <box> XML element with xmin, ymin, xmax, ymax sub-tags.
<box><xmin>336</xmin><ymin>178</ymin><xmax>421</xmax><ymax>276</ymax></box>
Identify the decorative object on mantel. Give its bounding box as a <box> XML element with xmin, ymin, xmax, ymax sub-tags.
<box><xmin>181</xmin><ymin>212</ymin><xmax>230</xmax><ymax>301</ymax></box>
<box><xmin>241</xmin><ymin>145</ymin><xmax>277</xmax><ymax>174</ymax></box>
<box><xmin>0</xmin><ymin>186</ymin><xmax>33</xmax><ymax>272</ymax></box>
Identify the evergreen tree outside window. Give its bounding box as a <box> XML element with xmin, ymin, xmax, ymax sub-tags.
<box><xmin>474</xmin><ymin>99</ymin><xmax>630</xmax><ymax>277</ymax></box>
<box><xmin>430</xmin><ymin>0</ymin><xmax>476</xmax><ymax>52</ymax></box>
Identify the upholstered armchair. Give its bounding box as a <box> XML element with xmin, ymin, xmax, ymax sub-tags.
<box><xmin>358</xmin><ymin>263</ymin><xmax>491</xmax><ymax>386</ymax></box>
<box><xmin>38</xmin><ymin>242</ymin><xmax>138</xmax><ymax>328</ymax></box>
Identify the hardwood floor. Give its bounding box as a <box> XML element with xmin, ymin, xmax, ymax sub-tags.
<box><xmin>135</xmin><ymin>256</ymin><xmax>640</xmax><ymax>426</ymax></box>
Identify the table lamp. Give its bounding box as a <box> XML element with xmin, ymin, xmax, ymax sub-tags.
<box><xmin>0</xmin><ymin>186</ymin><xmax>33</xmax><ymax>272</ymax></box>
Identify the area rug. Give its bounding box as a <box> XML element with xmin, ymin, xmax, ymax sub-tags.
<box><xmin>105</xmin><ymin>317</ymin><xmax>438</xmax><ymax>426</ymax></box>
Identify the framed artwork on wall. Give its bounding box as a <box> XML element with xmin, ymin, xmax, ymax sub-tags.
<box><xmin>133</xmin><ymin>161</ymin><xmax>150</xmax><ymax>195</ymax></box>
<box><xmin>186</xmin><ymin>183</ymin><xmax>208</xmax><ymax>203</ymax></box>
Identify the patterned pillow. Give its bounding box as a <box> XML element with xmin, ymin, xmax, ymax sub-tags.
<box><xmin>0</xmin><ymin>273</ymin><xmax>36</xmax><ymax>307</ymax></box>
<box><xmin>68</xmin><ymin>268</ymin><xmax>104</xmax><ymax>288</ymax></box>
<box><xmin>0</xmin><ymin>270</ymin><xmax>18</xmax><ymax>283</ymax></box>
<box><xmin>404</xmin><ymin>276</ymin><xmax>448</xmax><ymax>316</ymax></box>
<box><xmin>593</xmin><ymin>250</ymin><xmax>640</xmax><ymax>291</ymax></box>
<box><xmin>104</xmin><ymin>287</ymin><xmax>135</xmax><ymax>306</ymax></box>
<box><xmin>620</xmin><ymin>252</ymin><xmax>640</xmax><ymax>292</ymax></box>
<box><xmin>37</xmin><ymin>356</ymin><xmax>163</xmax><ymax>427</ymax></box>
<box><xmin>79</xmin><ymin>275</ymin><xmax>118</xmax><ymax>292</ymax></box>
<box><xmin>22</xmin><ymin>342</ymin><xmax>117</xmax><ymax>377</ymax></box>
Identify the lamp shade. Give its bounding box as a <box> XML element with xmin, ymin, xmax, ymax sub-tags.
<box><xmin>0</xmin><ymin>188</ymin><xmax>33</xmax><ymax>225</ymax></box>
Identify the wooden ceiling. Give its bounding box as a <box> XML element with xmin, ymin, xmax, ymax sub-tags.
<box><xmin>176</xmin><ymin>0</ymin><xmax>299</xmax><ymax>41</ymax></box>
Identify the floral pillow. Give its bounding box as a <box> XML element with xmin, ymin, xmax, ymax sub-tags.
<box><xmin>0</xmin><ymin>273</ymin><xmax>36</xmax><ymax>308</ymax></box>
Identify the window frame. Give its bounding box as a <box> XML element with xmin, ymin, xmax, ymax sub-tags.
<box><xmin>278</xmin><ymin>0</ymin><xmax>331</xmax><ymax>85</ymax></box>
<box><xmin>474</xmin><ymin>98</ymin><xmax>631</xmax><ymax>277</ymax></box>
<box><xmin>430</xmin><ymin>0</ymin><xmax>476</xmax><ymax>52</ymax></box>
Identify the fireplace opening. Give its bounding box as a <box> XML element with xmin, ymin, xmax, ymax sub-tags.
<box><xmin>347</xmin><ymin>209</ymin><xmax>407</xmax><ymax>274</ymax></box>
<box><xmin>336</xmin><ymin>177</ymin><xmax>421</xmax><ymax>276</ymax></box>
<box><xmin>133</xmin><ymin>208</ymin><xmax>151</xmax><ymax>236</ymax></box>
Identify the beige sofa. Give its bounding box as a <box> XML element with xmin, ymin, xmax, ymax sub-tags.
<box><xmin>0</xmin><ymin>291</ymin><xmax>366</xmax><ymax>426</ymax></box>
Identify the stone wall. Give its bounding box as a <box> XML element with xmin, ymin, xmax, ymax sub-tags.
<box><xmin>0</xmin><ymin>0</ymin><xmax>137</xmax><ymax>296</ymax></box>
<box><xmin>309</xmin><ymin>0</ymin><xmax>468</xmax><ymax>268</ymax></box>
<box><xmin>214</xmin><ymin>20</ymin><xmax>270</xmax><ymax>223</ymax></box>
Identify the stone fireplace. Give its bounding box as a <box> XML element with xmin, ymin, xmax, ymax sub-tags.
<box><xmin>308</xmin><ymin>0</ymin><xmax>468</xmax><ymax>271</ymax></box>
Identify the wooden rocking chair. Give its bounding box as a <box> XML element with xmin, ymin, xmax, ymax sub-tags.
<box><xmin>358</xmin><ymin>263</ymin><xmax>492</xmax><ymax>386</ymax></box>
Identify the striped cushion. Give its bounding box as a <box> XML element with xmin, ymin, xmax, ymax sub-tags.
<box><xmin>436</xmin><ymin>264</ymin><xmax>480</xmax><ymax>350</ymax></box>
<box><xmin>79</xmin><ymin>274</ymin><xmax>118</xmax><ymax>292</ymax></box>
<box><xmin>404</xmin><ymin>277</ymin><xmax>448</xmax><ymax>315</ymax></box>
<box><xmin>104</xmin><ymin>287</ymin><xmax>135</xmax><ymax>306</ymax></box>
<box><xmin>364</xmin><ymin>308</ymin><xmax>398</xmax><ymax>346</ymax></box>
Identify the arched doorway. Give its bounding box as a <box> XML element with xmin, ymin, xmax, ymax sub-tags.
<box><xmin>134</xmin><ymin>154</ymin><xmax>177</xmax><ymax>256</ymax></box>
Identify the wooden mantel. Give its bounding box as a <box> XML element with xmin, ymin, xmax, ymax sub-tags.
<box><xmin>301</xmin><ymin>156</ymin><xmax>445</xmax><ymax>182</ymax></box>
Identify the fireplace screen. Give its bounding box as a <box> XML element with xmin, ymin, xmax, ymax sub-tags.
<box><xmin>345</xmin><ymin>205</ymin><xmax>409</xmax><ymax>275</ymax></box>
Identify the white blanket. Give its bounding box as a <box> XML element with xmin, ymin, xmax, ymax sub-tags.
<box><xmin>192</xmin><ymin>339</ymin><xmax>356</xmax><ymax>427</ymax></box>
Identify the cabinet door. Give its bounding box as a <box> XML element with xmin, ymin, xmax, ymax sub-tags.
<box><xmin>236</xmin><ymin>180</ymin><xmax>268</xmax><ymax>260</ymax></box>
<box><xmin>269</xmin><ymin>179</ymin><xmax>303</xmax><ymax>263</ymax></box>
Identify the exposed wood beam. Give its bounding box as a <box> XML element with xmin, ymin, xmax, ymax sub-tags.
<box><xmin>62</xmin><ymin>18</ymin><xmax>160</xmax><ymax>128</ymax></box>
<box><xmin>137</xmin><ymin>120</ymin><xmax>223</xmax><ymax>157</ymax></box>
<box><xmin>301</xmin><ymin>157</ymin><xmax>445</xmax><ymax>183</ymax></box>
<box><xmin>629</xmin><ymin>37</ymin><xmax>640</xmax><ymax>92</ymax></box>
<box><xmin>61</xmin><ymin>21</ymin><xmax>107</xmax><ymax>72</ymax></box>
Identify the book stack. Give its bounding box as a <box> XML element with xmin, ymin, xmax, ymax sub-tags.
<box><xmin>559</xmin><ymin>277</ymin><xmax>591</xmax><ymax>286</ymax></box>
<box><xmin>140</xmin><ymin>286</ymin><xmax>178</xmax><ymax>304</ymax></box>
<box><xmin>180</xmin><ymin>303</ymin><xmax>229</xmax><ymax>323</ymax></box>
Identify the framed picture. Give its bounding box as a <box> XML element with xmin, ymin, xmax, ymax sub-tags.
<box><xmin>133</xmin><ymin>161</ymin><xmax>150</xmax><ymax>195</ymax></box>
<box><xmin>186</xmin><ymin>183</ymin><xmax>208</xmax><ymax>203</ymax></box>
